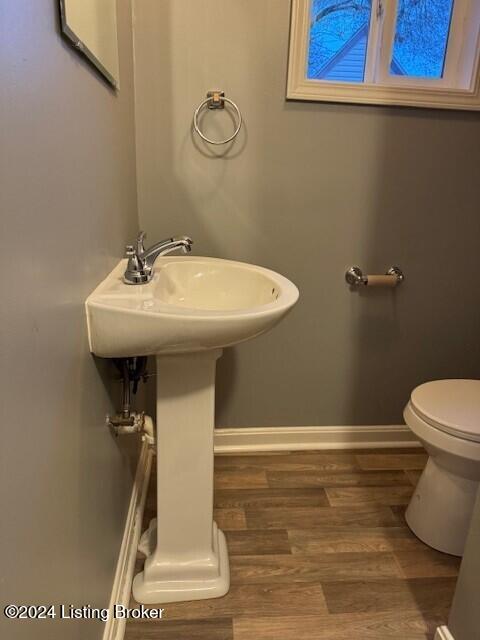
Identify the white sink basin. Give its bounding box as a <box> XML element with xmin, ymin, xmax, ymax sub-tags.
<box><xmin>86</xmin><ymin>256</ymin><xmax>299</xmax><ymax>357</ymax></box>
<box><xmin>86</xmin><ymin>254</ymin><xmax>299</xmax><ymax>605</ymax></box>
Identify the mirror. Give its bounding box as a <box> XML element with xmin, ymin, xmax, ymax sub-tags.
<box><xmin>59</xmin><ymin>0</ymin><xmax>120</xmax><ymax>88</ymax></box>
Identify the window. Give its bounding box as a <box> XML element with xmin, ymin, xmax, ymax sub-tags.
<box><xmin>288</xmin><ymin>0</ymin><xmax>480</xmax><ymax>110</ymax></box>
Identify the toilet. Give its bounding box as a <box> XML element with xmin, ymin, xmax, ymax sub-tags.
<box><xmin>404</xmin><ymin>379</ymin><xmax>480</xmax><ymax>556</ymax></box>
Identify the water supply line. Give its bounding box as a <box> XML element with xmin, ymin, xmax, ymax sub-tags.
<box><xmin>106</xmin><ymin>357</ymin><xmax>155</xmax><ymax>446</ymax></box>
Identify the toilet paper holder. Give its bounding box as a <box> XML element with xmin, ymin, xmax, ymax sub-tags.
<box><xmin>345</xmin><ymin>266</ymin><xmax>404</xmax><ymax>288</ymax></box>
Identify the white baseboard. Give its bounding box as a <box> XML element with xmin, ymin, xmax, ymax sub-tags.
<box><xmin>435</xmin><ymin>627</ymin><xmax>455</xmax><ymax>640</ymax></box>
<box><xmin>213</xmin><ymin>425</ymin><xmax>420</xmax><ymax>453</ymax></box>
<box><xmin>102</xmin><ymin>440</ymin><xmax>153</xmax><ymax>640</ymax></box>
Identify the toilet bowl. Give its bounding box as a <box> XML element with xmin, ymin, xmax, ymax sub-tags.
<box><xmin>404</xmin><ymin>379</ymin><xmax>480</xmax><ymax>556</ymax></box>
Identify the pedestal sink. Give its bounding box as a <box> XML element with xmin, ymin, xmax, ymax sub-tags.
<box><xmin>86</xmin><ymin>256</ymin><xmax>299</xmax><ymax>603</ymax></box>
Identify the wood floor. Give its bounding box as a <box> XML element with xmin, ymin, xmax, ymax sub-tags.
<box><xmin>126</xmin><ymin>448</ymin><xmax>460</xmax><ymax>640</ymax></box>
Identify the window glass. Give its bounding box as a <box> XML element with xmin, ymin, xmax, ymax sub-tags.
<box><xmin>390</xmin><ymin>0</ymin><xmax>455</xmax><ymax>78</ymax></box>
<box><xmin>307</xmin><ymin>0</ymin><xmax>372</xmax><ymax>82</ymax></box>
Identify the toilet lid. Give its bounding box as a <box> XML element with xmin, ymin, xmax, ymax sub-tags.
<box><xmin>410</xmin><ymin>379</ymin><xmax>480</xmax><ymax>443</ymax></box>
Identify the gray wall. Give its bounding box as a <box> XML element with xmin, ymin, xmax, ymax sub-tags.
<box><xmin>448</xmin><ymin>489</ymin><xmax>480</xmax><ymax>640</ymax></box>
<box><xmin>0</xmin><ymin>2</ymin><xmax>139</xmax><ymax>638</ymax></box>
<box><xmin>133</xmin><ymin>0</ymin><xmax>480</xmax><ymax>428</ymax></box>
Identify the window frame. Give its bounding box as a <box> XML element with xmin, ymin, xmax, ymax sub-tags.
<box><xmin>287</xmin><ymin>0</ymin><xmax>480</xmax><ymax>110</ymax></box>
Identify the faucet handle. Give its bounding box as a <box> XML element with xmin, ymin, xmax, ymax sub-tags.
<box><xmin>136</xmin><ymin>231</ymin><xmax>147</xmax><ymax>255</ymax></box>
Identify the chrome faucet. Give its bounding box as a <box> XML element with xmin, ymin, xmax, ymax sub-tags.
<box><xmin>123</xmin><ymin>231</ymin><xmax>193</xmax><ymax>284</ymax></box>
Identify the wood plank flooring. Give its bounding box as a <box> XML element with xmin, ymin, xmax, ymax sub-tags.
<box><xmin>126</xmin><ymin>447</ymin><xmax>459</xmax><ymax>640</ymax></box>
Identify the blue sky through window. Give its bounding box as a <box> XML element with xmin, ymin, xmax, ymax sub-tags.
<box><xmin>390</xmin><ymin>0</ymin><xmax>454</xmax><ymax>78</ymax></box>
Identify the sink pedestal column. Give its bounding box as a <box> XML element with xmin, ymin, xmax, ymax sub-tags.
<box><xmin>132</xmin><ymin>349</ymin><xmax>229</xmax><ymax>604</ymax></box>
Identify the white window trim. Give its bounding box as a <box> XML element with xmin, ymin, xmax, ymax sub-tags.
<box><xmin>287</xmin><ymin>0</ymin><xmax>480</xmax><ymax>110</ymax></box>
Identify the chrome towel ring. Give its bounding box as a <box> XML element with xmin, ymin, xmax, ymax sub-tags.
<box><xmin>193</xmin><ymin>90</ymin><xmax>242</xmax><ymax>145</ymax></box>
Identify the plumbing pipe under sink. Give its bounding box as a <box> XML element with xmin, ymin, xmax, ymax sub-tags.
<box><xmin>107</xmin><ymin>413</ymin><xmax>155</xmax><ymax>446</ymax></box>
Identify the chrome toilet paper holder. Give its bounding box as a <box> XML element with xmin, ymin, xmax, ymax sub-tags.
<box><xmin>345</xmin><ymin>266</ymin><xmax>404</xmax><ymax>288</ymax></box>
